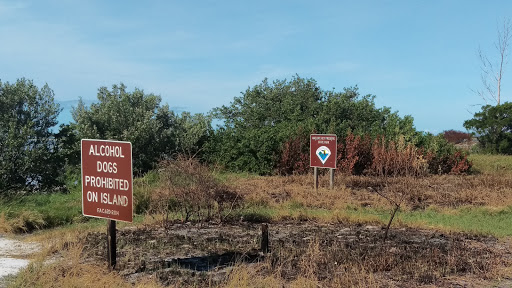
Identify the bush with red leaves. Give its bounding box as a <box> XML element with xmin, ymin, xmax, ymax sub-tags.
<box><xmin>276</xmin><ymin>132</ymin><xmax>310</xmax><ymax>175</ymax></box>
<box><xmin>277</xmin><ymin>133</ymin><xmax>472</xmax><ymax>176</ymax></box>
<box><xmin>443</xmin><ymin>130</ymin><xmax>472</xmax><ymax>144</ymax></box>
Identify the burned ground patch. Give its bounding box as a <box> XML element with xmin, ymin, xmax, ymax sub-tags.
<box><xmin>82</xmin><ymin>222</ymin><xmax>511</xmax><ymax>287</ymax></box>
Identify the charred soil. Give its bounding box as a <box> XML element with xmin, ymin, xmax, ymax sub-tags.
<box><xmin>82</xmin><ymin>221</ymin><xmax>512</xmax><ymax>287</ymax></box>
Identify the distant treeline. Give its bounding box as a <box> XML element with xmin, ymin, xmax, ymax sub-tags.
<box><xmin>0</xmin><ymin>76</ymin><xmax>473</xmax><ymax>194</ymax></box>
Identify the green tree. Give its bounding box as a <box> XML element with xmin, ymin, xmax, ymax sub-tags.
<box><xmin>174</xmin><ymin>112</ymin><xmax>213</xmax><ymax>159</ymax></box>
<box><xmin>72</xmin><ymin>83</ymin><xmax>178</xmax><ymax>174</ymax></box>
<box><xmin>55</xmin><ymin>123</ymin><xmax>80</xmax><ymax>167</ymax></box>
<box><xmin>210</xmin><ymin>76</ymin><xmax>323</xmax><ymax>174</ymax></box>
<box><xmin>210</xmin><ymin>76</ymin><xmax>417</xmax><ymax>175</ymax></box>
<box><xmin>0</xmin><ymin>78</ymin><xmax>62</xmax><ymax>193</ymax></box>
<box><xmin>319</xmin><ymin>87</ymin><xmax>416</xmax><ymax>140</ymax></box>
<box><xmin>464</xmin><ymin>102</ymin><xmax>512</xmax><ymax>154</ymax></box>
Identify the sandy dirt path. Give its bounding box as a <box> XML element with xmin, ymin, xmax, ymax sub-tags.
<box><xmin>0</xmin><ymin>235</ymin><xmax>41</xmax><ymax>288</ymax></box>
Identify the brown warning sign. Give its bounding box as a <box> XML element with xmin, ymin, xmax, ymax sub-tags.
<box><xmin>81</xmin><ymin>139</ymin><xmax>133</xmax><ymax>222</ymax></box>
<box><xmin>310</xmin><ymin>134</ymin><xmax>337</xmax><ymax>169</ymax></box>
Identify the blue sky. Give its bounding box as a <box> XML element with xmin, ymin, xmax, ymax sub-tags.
<box><xmin>1</xmin><ymin>1</ymin><xmax>511</xmax><ymax>133</ymax></box>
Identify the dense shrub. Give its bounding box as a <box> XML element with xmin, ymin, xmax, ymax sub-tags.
<box><xmin>337</xmin><ymin>133</ymin><xmax>373</xmax><ymax>175</ymax></box>
<box><xmin>464</xmin><ymin>102</ymin><xmax>512</xmax><ymax>154</ymax></box>
<box><xmin>277</xmin><ymin>133</ymin><xmax>471</xmax><ymax>176</ymax></box>
<box><xmin>210</xmin><ymin>76</ymin><xmax>416</xmax><ymax>175</ymax></box>
<box><xmin>276</xmin><ymin>129</ymin><xmax>310</xmax><ymax>175</ymax></box>
<box><xmin>369</xmin><ymin>136</ymin><xmax>428</xmax><ymax>177</ymax></box>
<box><xmin>416</xmin><ymin>133</ymin><xmax>472</xmax><ymax>174</ymax></box>
<box><xmin>443</xmin><ymin>130</ymin><xmax>472</xmax><ymax>144</ymax></box>
<box><xmin>425</xmin><ymin>150</ymin><xmax>472</xmax><ymax>175</ymax></box>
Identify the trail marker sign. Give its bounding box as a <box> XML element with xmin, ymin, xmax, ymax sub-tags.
<box><xmin>81</xmin><ymin>139</ymin><xmax>133</xmax><ymax>223</ymax></box>
<box><xmin>310</xmin><ymin>134</ymin><xmax>337</xmax><ymax>169</ymax></box>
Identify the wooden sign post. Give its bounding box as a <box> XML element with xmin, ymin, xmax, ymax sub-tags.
<box><xmin>310</xmin><ymin>134</ymin><xmax>337</xmax><ymax>190</ymax></box>
<box><xmin>330</xmin><ymin>168</ymin><xmax>334</xmax><ymax>190</ymax></box>
<box><xmin>81</xmin><ymin>139</ymin><xmax>133</xmax><ymax>269</ymax></box>
<box><xmin>107</xmin><ymin>220</ymin><xmax>116</xmax><ymax>268</ymax></box>
<box><xmin>314</xmin><ymin>167</ymin><xmax>319</xmax><ymax>191</ymax></box>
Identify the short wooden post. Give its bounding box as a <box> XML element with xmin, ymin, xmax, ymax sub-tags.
<box><xmin>314</xmin><ymin>167</ymin><xmax>319</xmax><ymax>191</ymax></box>
<box><xmin>329</xmin><ymin>168</ymin><xmax>334</xmax><ymax>189</ymax></box>
<box><xmin>107</xmin><ymin>220</ymin><xmax>117</xmax><ymax>269</ymax></box>
<box><xmin>261</xmin><ymin>223</ymin><xmax>269</xmax><ymax>254</ymax></box>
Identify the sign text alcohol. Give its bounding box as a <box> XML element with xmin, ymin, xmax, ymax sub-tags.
<box><xmin>81</xmin><ymin>139</ymin><xmax>133</xmax><ymax>222</ymax></box>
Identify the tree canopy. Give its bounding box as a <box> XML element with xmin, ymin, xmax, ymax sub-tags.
<box><xmin>72</xmin><ymin>83</ymin><xmax>178</xmax><ymax>174</ymax></box>
<box><xmin>0</xmin><ymin>78</ymin><xmax>63</xmax><ymax>193</ymax></box>
<box><xmin>209</xmin><ymin>75</ymin><xmax>417</xmax><ymax>174</ymax></box>
<box><xmin>464</xmin><ymin>102</ymin><xmax>512</xmax><ymax>154</ymax></box>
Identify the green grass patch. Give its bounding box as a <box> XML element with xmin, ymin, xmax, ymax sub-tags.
<box><xmin>469</xmin><ymin>153</ymin><xmax>512</xmax><ymax>175</ymax></box>
<box><xmin>0</xmin><ymin>189</ymin><xmax>83</xmax><ymax>232</ymax></box>
<box><xmin>0</xmin><ymin>169</ymin><xmax>83</xmax><ymax>232</ymax></box>
<box><xmin>395</xmin><ymin>206</ymin><xmax>512</xmax><ymax>237</ymax></box>
<box><xmin>0</xmin><ymin>170</ymin><xmax>155</xmax><ymax>233</ymax></box>
<box><xmin>236</xmin><ymin>205</ymin><xmax>276</xmax><ymax>222</ymax></box>
<box><xmin>339</xmin><ymin>205</ymin><xmax>512</xmax><ymax>237</ymax></box>
<box><xmin>230</xmin><ymin>204</ymin><xmax>512</xmax><ymax>237</ymax></box>
<box><xmin>5</xmin><ymin>185</ymin><xmax>512</xmax><ymax>238</ymax></box>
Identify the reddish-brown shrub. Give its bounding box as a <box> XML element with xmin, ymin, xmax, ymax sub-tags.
<box><xmin>443</xmin><ymin>130</ymin><xmax>472</xmax><ymax>144</ymax></box>
<box><xmin>426</xmin><ymin>150</ymin><xmax>472</xmax><ymax>175</ymax></box>
<box><xmin>449</xmin><ymin>151</ymin><xmax>472</xmax><ymax>174</ymax></box>
<box><xmin>276</xmin><ymin>132</ymin><xmax>310</xmax><ymax>175</ymax></box>
<box><xmin>369</xmin><ymin>136</ymin><xmax>428</xmax><ymax>177</ymax></box>
<box><xmin>336</xmin><ymin>133</ymin><xmax>372</xmax><ymax>175</ymax></box>
<box><xmin>337</xmin><ymin>133</ymin><xmax>359</xmax><ymax>174</ymax></box>
<box><xmin>276</xmin><ymin>133</ymin><xmax>471</xmax><ymax>176</ymax></box>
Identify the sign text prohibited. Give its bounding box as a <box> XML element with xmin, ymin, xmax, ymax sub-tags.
<box><xmin>81</xmin><ymin>139</ymin><xmax>133</xmax><ymax>222</ymax></box>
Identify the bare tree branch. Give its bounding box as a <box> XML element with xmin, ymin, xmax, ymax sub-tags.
<box><xmin>477</xmin><ymin>18</ymin><xmax>511</xmax><ymax>105</ymax></box>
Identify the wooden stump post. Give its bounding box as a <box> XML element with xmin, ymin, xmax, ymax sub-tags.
<box><xmin>261</xmin><ymin>223</ymin><xmax>269</xmax><ymax>254</ymax></box>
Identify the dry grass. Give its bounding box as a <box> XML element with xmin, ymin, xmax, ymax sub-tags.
<box><xmin>28</xmin><ymin>228</ymin><xmax>91</xmax><ymax>258</ymax></box>
<box><xmin>10</xmin><ymin>242</ymin><xmax>163</xmax><ymax>288</ymax></box>
<box><xmin>149</xmin><ymin>159</ymin><xmax>242</xmax><ymax>224</ymax></box>
<box><xmin>219</xmin><ymin>227</ymin><xmax>504</xmax><ymax>288</ymax></box>
<box><xmin>0</xmin><ymin>211</ymin><xmax>46</xmax><ymax>234</ymax></box>
<box><xmin>0</xmin><ymin>212</ymin><xmax>12</xmax><ymax>233</ymax></box>
<box><xmin>233</xmin><ymin>173</ymin><xmax>512</xmax><ymax>211</ymax></box>
<box><xmin>10</xmin><ymin>225</ymin><xmax>165</xmax><ymax>288</ymax></box>
<box><xmin>222</xmin><ymin>261</ymin><xmax>377</xmax><ymax>288</ymax></box>
<box><xmin>9</xmin><ymin>159</ymin><xmax>512</xmax><ymax>287</ymax></box>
